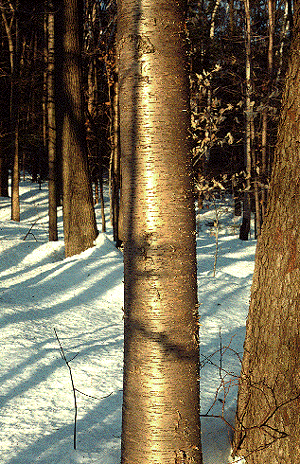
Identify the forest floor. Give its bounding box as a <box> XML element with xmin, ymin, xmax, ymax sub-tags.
<box><xmin>0</xmin><ymin>178</ymin><xmax>255</xmax><ymax>464</ymax></box>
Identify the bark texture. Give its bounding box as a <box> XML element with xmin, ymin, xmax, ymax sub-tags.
<box><xmin>58</xmin><ymin>0</ymin><xmax>97</xmax><ymax>257</ymax></box>
<box><xmin>47</xmin><ymin>0</ymin><xmax>58</xmax><ymax>241</ymax></box>
<box><xmin>118</xmin><ymin>1</ymin><xmax>202</xmax><ymax>463</ymax></box>
<box><xmin>110</xmin><ymin>72</ymin><xmax>121</xmax><ymax>246</ymax></box>
<box><xmin>233</xmin><ymin>4</ymin><xmax>300</xmax><ymax>462</ymax></box>
<box><xmin>239</xmin><ymin>0</ymin><xmax>252</xmax><ymax>241</ymax></box>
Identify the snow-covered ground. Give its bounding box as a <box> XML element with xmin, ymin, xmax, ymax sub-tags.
<box><xmin>0</xmin><ymin>179</ymin><xmax>255</xmax><ymax>464</ymax></box>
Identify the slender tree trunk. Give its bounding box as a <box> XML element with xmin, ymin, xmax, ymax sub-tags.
<box><xmin>10</xmin><ymin>1</ymin><xmax>20</xmax><ymax>222</ymax></box>
<box><xmin>11</xmin><ymin>113</ymin><xmax>20</xmax><ymax>221</ymax></box>
<box><xmin>276</xmin><ymin>0</ymin><xmax>292</xmax><ymax>86</ymax></box>
<box><xmin>47</xmin><ymin>0</ymin><xmax>58</xmax><ymax>241</ymax></box>
<box><xmin>0</xmin><ymin>2</ymin><xmax>12</xmax><ymax>197</ymax></box>
<box><xmin>261</xmin><ymin>108</ymin><xmax>267</xmax><ymax>219</ymax></box>
<box><xmin>240</xmin><ymin>0</ymin><xmax>252</xmax><ymax>240</ymax></box>
<box><xmin>261</xmin><ymin>0</ymin><xmax>275</xmax><ymax>223</ymax></box>
<box><xmin>210</xmin><ymin>0</ymin><xmax>221</xmax><ymax>39</ymax></box>
<box><xmin>43</xmin><ymin>9</ymin><xmax>48</xmax><ymax>183</ymax></box>
<box><xmin>232</xmin><ymin>4</ymin><xmax>300</xmax><ymax>462</ymax></box>
<box><xmin>0</xmin><ymin>0</ymin><xmax>20</xmax><ymax>218</ymax></box>
<box><xmin>99</xmin><ymin>166</ymin><xmax>106</xmax><ymax>233</ymax></box>
<box><xmin>229</xmin><ymin>0</ymin><xmax>235</xmax><ymax>36</ymax></box>
<box><xmin>58</xmin><ymin>0</ymin><xmax>98</xmax><ymax>257</ymax></box>
<box><xmin>118</xmin><ymin>1</ymin><xmax>202</xmax><ymax>463</ymax></box>
<box><xmin>0</xmin><ymin>157</ymin><xmax>9</xmax><ymax>197</ymax></box>
<box><xmin>110</xmin><ymin>69</ymin><xmax>121</xmax><ymax>246</ymax></box>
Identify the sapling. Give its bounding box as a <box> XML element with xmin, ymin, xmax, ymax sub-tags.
<box><xmin>54</xmin><ymin>328</ymin><xmax>113</xmax><ymax>450</ymax></box>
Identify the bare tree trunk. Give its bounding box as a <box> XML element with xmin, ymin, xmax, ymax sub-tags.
<box><xmin>210</xmin><ymin>0</ymin><xmax>221</xmax><ymax>39</ymax></box>
<box><xmin>229</xmin><ymin>0</ymin><xmax>235</xmax><ymax>36</ymax></box>
<box><xmin>99</xmin><ymin>166</ymin><xmax>106</xmax><ymax>233</ymax></box>
<box><xmin>47</xmin><ymin>0</ymin><xmax>58</xmax><ymax>241</ymax></box>
<box><xmin>0</xmin><ymin>157</ymin><xmax>9</xmax><ymax>197</ymax></box>
<box><xmin>261</xmin><ymin>108</ymin><xmax>267</xmax><ymax>219</ymax></box>
<box><xmin>58</xmin><ymin>0</ymin><xmax>98</xmax><ymax>257</ymax></box>
<box><xmin>43</xmin><ymin>8</ymin><xmax>48</xmax><ymax>182</ymax></box>
<box><xmin>232</xmin><ymin>3</ymin><xmax>300</xmax><ymax>462</ymax></box>
<box><xmin>261</xmin><ymin>0</ymin><xmax>275</xmax><ymax>223</ymax></box>
<box><xmin>240</xmin><ymin>0</ymin><xmax>252</xmax><ymax>240</ymax></box>
<box><xmin>0</xmin><ymin>0</ymin><xmax>20</xmax><ymax>219</ymax></box>
<box><xmin>110</xmin><ymin>69</ymin><xmax>121</xmax><ymax>246</ymax></box>
<box><xmin>118</xmin><ymin>0</ymin><xmax>202</xmax><ymax>463</ymax></box>
<box><xmin>10</xmin><ymin>1</ymin><xmax>20</xmax><ymax>222</ymax></box>
<box><xmin>11</xmin><ymin>113</ymin><xmax>20</xmax><ymax>221</ymax></box>
<box><xmin>276</xmin><ymin>0</ymin><xmax>293</xmax><ymax>86</ymax></box>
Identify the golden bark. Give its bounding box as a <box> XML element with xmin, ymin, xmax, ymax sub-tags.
<box><xmin>118</xmin><ymin>1</ymin><xmax>202</xmax><ymax>463</ymax></box>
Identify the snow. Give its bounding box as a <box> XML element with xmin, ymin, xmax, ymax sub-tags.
<box><xmin>0</xmin><ymin>179</ymin><xmax>256</xmax><ymax>464</ymax></box>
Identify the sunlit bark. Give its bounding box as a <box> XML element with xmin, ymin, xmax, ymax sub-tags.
<box><xmin>118</xmin><ymin>0</ymin><xmax>202</xmax><ymax>463</ymax></box>
<box><xmin>233</xmin><ymin>3</ymin><xmax>300</xmax><ymax>462</ymax></box>
<box><xmin>47</xmin><ymin>0</ymin><xmax>58</xmax><ymax>241</ymax></box>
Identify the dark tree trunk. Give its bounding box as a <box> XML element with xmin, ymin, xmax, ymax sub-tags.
<box><xmin>0</xmin><ymin>0</ymin><xmax>21</xmax><ymax>219</ymax></box>
<box><xmin>232</xmin><ymin>4</ymin><xmax>300</xmax><ymax>462</ymax></box>
<box><xmin>57</xmin><ymin>0</ymin><xmax>98</xmax><ymax>257</ymax></box>
<box><xmin>239</xmin><ymin>0</ymin><xmax>253</xmax><ymax>241</ymax></box>
<box><xmin>110</xmin><ymin>71</ymin><xmax>121</xmax><ymax>246</ymax></box>
<box><xmin>10</xmin><ymin>4</ymin><xmax>20</xmax><ymax>222</ymax></box>
<box><xmin>11</xmin><ymin>114</ymin><xmax>20</xmax><ymax>221</ymax></box>
<box><xmin>0</xmin><ymin>156</ymin><xmax>9</xmax><ymax>197</ymax></box>
<box><xmin>239</xmin><ymin>192</ymin><xmax>250</xmax><ymax>240</ymax></box>
<box><xmin>99</xmin><ymin>168</ymin><xmax>106</xmax><ymax>233</ymax></box>
<box><xmin>118</xmin><ymin>0</ymin><xmax>202</xmax><ymax>463</ymax></box>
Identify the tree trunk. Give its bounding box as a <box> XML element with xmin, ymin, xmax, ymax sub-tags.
<box><xmin>0</xmin><ymin>0</ymin><xmax>20</xmax><ymax>219</ymax></box>
<box><xmin>232</xmin><ymin>4</ymin><xmax>300</xmax><ymax>462</ymax></box>
<box><xmin>118</xmin><ymin>1</ymin><xmax>202</xmax><ymax>463</ymax></box>
<box><xmin>58</xmin><ymin>0</ymin><xmax>98</xmax><ymax>257</ymax></box>
<box><xmin>110</xmin><ymin>70</ymin><xmax>121</xmax><ymax>246</ymax></box>
<box><xmin>210</xmin><ymin>0</ymin><xmax>222</xmax><ymax>39</ymax></box>
<box><xmin>0</xmin><ymin>156</ymin><xmax>9</xmax><ymax>197</ymax></box>
<box><xmin>261</xmin><ymin>0</ymin><xmax>275</xmax><ymax>224</ymax></box>
<box><xmin>99</xmin><ymin>167</ymin><xmax>106</xmax><ymax>233</ymax></box>
<box><xmin>10</xmin><ymin>2</ymin><xmax>20</xmax><ymax>222</ymax></box>
<box><xmin>11</xmin><ymin>114</ymin><xmax>20</xmax><ymax>221</ymax></box>
<box><xmin>240</xmin><ymin>0</ymin><xmax>253</xmax><ymax>240</ymax></box>
<box><xmin>276</xmin><ymin>0</ymin><xmax>293</xmax><ymax>86</ymax></box>
<box><xmin>47</xmin><ymin>0</ymin><xmax>58</xmax><ymax>241</ymax></box>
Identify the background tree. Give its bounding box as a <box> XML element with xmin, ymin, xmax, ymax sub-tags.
<box><xmin>188</xmin><ymin>0</ymin><xmax>291</xmax><ymax>233</ymax></box>
<box><xmin>46</xmin><ymin>0</ymin><xmax>58</xmax><ymax>241</ymax></box>
<box><xmin>118</xmin><ymin>0</ymin><xmax>202</xmax><ymax>463</ymax></box>
<box><xmin>0</xmin><ymin>0</ymin><xmax>20</xmax><ymax>220</ymax></box>
<box><xmin>232</xmin><ymin>2</ymin><xmax>300</xmax><ymax>462</ymax></box>
<box><xmin>56</xmin><ymin>0</ymin><xmax>98</xmax><ymax>257</ymax></box>
<box><xmin>0</xmin><ymin>0</ymin><xmax>46</xmax><ymax>197</ymax></box>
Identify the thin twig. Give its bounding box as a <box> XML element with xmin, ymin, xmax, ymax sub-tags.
<box><xmin>54</xmin><ymin>328</ymin><xmax>78</xmax><ymax>450</ymax></box>
<box><xmin>54</xmin><ymin>328</ymin><xmax>115</xmax><ymax>450</ymax></box>
<box><xmin>212</xmin><ymin>196</ymin><xmax>219</xmax><ymax>277</ymax></box>
<box><xmin>23</xmin><ymin>221</ymin><xmax>38</xmax><ymax>241</ymax></box>
<box><xmin>219</xmin><ymin>327</ymin><xmax>223</xmax><ymax>380</ymax></box>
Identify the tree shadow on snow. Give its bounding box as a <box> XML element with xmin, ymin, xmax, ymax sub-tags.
<box><xmin>4</xmin><ymin>389</ymin><xmax>123</xmax><ymax>464</ymax></box>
